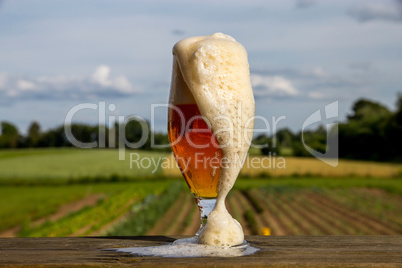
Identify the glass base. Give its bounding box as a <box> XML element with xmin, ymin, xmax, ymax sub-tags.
<box><xmin>173</xmin><ymin>237</ymin><xmax>248</xmax><ymax>249</ymax></box>
<box><xmin>172</xmin><ymin>236</ymin><xmax>198</xmax><ymax>245</ymax></box>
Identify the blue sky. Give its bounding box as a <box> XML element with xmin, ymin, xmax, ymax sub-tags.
<box><xmin>1</xmin><ymin>0</ymin><xmax>402</xmax><ymax>134</ymax></box>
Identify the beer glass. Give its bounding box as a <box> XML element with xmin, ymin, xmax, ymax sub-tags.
<box><xmin>168</xmin><ymin>56</ymin><xmax>222</xmax><ymax>235</ymax></box>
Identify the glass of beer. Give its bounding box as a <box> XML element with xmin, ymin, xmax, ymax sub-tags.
<box><xmin>168</xmin><ymin>56</ymin><xmax>222</xmax><ymax>235</ymax></box>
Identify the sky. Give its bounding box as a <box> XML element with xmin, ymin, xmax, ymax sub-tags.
<box><xmin>1</xmin><ymin>0</ymin><xmax>402</xmax><ymax>135</ymax></box>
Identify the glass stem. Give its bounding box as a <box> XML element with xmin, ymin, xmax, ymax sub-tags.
<box><xmin>195</xmin><ymin>198</ymin><xmax>216</xmax><ymax>235</ymax></box>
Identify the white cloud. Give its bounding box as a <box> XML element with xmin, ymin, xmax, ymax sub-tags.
<box><xmin>113</xmin><ymin>76</ymin><xmax>133</xmax><ymax>94</ymax></box>
<box><xmin>251</xmin><ymin>74</ymin><xmax>299</xmax><ymax>98</ymax></box>
<box><xmin>17</xmin><ymin>79</ymin><xmax>37</xmax><ymax>91</ymax></box>
<box><xmin>251</xmin><ymin>66</ymin><xmax>376</xmax><ymax>102</ymax></box>
<box><xmin>348</xmin><ymin>1</ymin><xmax>402</xmax><ymax>23</ymax></box>
<box><xmin>90</xmin><ymin>65</ymin><xmax>134</xmax><ymax>93</ymax></box>
<box><xmin>0</xmin><ymin>65</ymin><xmax>140</xmax><ymax>103</ymax></box>
<box><xmin>91</xmin><ymin>65</ymin><xmax>111</xmax><ymax>87</ymax></box>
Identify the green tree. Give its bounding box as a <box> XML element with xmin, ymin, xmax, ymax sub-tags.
<box><xmin>152</xmin><ymin>132</ymin><xmax>171</xmax><ymax>152</ymax></box>
<box><xmin>38</xmin><ymin>126</ymin><xmax>66</xmax><ymax>147</ymax></box>
<box><xmin>384</xmin><ymin>93</ymin><xmax>402</xmax><ymax>160</ymax></box>
<box><xmin>293</xmin><ymin>126</ymin><xmax>327</xmax><ymax>157</ymax></box>
<box><xmin>253</xmin><ymin>134</ymin><xmax>280</xmax><ymax>156</ymax></box>
<box><xmin>0</xmin><ymin>121</ymin><xmax>20</xmax><ymax>148</ymax></box>
<box><xmin>276</xmin><ymin>128</ymin><xmax>294</xmax><ymax>148</ymax></box>
<box><xmin>26</xmin><ymin>121</ymin><xmax>41</xmax><ymax>147</ymax></box>
<box><xmin>339</xmin><ymin>98</ymin><xmax>392</xmax><ymax>160</ymax></box>
<box><xmin>347</xmin><ymin>99</ymin><xmax>391</xmax><ymax>122</ymax></box>
<box><xmin>122</xmin><ymin>118</ymin><xmax>151</xmax><ymax>149</ymax></box>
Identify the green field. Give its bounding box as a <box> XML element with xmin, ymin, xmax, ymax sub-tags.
<box><xmin>0</xmin><ymin>148</ymin><xmax>401</xmax><ymax>237</ymax></box>
<box><xmin>0</xmin><ymin>148</ymin><xmax>168</xmax><ymax>183</ymax></box>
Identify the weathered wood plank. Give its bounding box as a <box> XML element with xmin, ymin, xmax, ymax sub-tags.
<box><xmin>0</xmin><ymin>236</ymin><xmax>401</xmax><ymax>267</ymax></box>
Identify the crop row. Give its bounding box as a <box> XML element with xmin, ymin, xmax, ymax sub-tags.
<box><xmin>228</xmin><ymin>187</ymin><xmax>402</xmax><ymax>235</ymax></box>
<box><xmin>18</xmin><ymin>181</ymin><xmax>174</xmax><ymax>237</ymax></box>
<box><xmin>144</xmin><ymin>186</ymin><xmax>402</xmax><ymax>236</ymax></box>
<box><xmin>5</xmin><ymin>181</ymin><xmax>401</xmax><ymax>238</ymax></box>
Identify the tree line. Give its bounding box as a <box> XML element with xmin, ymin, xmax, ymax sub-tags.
<box><xmin>0</xmin><ymin>120</ymin><xmax>170</xmax><ymax>151</ymax></box>
<box><xmin>1</xmin><ymin>93</ymin><xmax>401</xmax><ymax>161</ymax></box>
<box><xmin>256</xmin><ymin>93</ymin><xmax>402</xmax><ymax>161</ymax></box>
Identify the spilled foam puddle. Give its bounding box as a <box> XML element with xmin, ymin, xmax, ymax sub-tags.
<box><xmin>108</xmin><ymin>239</ymin><xmax>259</xmax><ymax>258</ymax></box>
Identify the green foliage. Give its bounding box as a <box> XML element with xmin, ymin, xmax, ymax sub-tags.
<box><xmin>0</xmin><ymin>121</ymin><xmax>20</xmax><ymax>148</ymax></box>
<box><xmin>1</xmin><ymin>175</ymin><xmax>401</xmax><ymax>237</ymax></box>
<box><xmin>26</xmin><ymin>121</ymin><xmax>41</xmax><ymax>147</ymax></box>
<box><xmin>0</xmin><ymin>182</ymin><xmax>166</xmax><ymax>232</ymax></box>
<box><xmin>123</xmin><ymin>118</ymin><xmax>150</xmax><ymax>149</ymax></box>
<box><xmin>18</xmin><ymin>180</ymin><xmax>172</xmax><ymax>237</ymax></box>
<box><xmin>339</xmin><ymin>98</ymin><xmax>393</xmax><ymax>161</ymax></box>
<box><xmin>0</xmin><ymin>119</ymin><xmax>170</xmax><ymax>151</ymax></box>
<box><xmin>244</xmin><ymin>210</ymin><xmax>259</xmax><ymax>234</ymax></box>
<box><xmin>292</xmin><ymin>139</ymin><xmax>311</xmax><ymax>157</ymax></box>
<box><xmin>276</xmin><ymin>128</ymin><xmax>294</xmax><ymax>148</ymax></box>
<box><xmin>250</xmin><ymin>93</ymin><xmax>402</xmax><ymax>162</ymax></box>
<box><xmin>384</xmin><ymin>93</ymin><xmax>402</xmax><ymax>161</ymax></box>
<box><xmin>106</xmin><ymin>181</ymin><xmax>184</xmax><ymax>236</ymax></box>
<box><xmin>0</xmin><ymin>184</ymin><xmax>89</xmax><ymax>232</ymax></box>
<box><xmin>253</xmin><ymin>134</ymin><xmax>280</xmax><ymax>156</ymax></box>
<box><xmin>37</xmin><ymin>125</ymin><xmax>66</xmax><ymax>147</ymax></box>
<box><xmin>293</xmin><ymin>125</ymin><xmax>328</xmax><ymax>157</ymax></box>
<box><xmin>347</xmin><ymin>99</ymin><xmax>392</xmax><ymax>122</ymax></box>
<box><xmin>152</xmin><ymin>132</ymin><xmax>171</xmax><ymax>152</ymax></box>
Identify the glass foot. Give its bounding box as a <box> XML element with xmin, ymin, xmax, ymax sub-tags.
<box><xmin>172</xmin><ymin>236</ymin><xmax>198</xmax><ymax>245</ymax></box>
<box><xmin>230</xmin><ymin>240</ymin><xmax>248</xmax><ymax>249</ymax></box>
<box><xmin>173</xmin><ymin>237</ymin><xmax>248</xmax><ymax>249</ymax></box>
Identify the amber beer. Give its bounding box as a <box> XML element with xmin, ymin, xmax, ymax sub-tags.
<box><xmin>168</xmin><ymin>103</ymin><xmax>222</xmax><ymax>199</ymax></box>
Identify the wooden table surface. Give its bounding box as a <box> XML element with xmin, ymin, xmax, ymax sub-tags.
<box><xmin>0</xmin><ymin>236</ymin><xmax>401</xmax><ymax>267</ymax></box>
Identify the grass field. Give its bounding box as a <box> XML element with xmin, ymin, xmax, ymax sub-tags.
<box><xmin>1</xmin><ymin>149</ymin><xmax>401</xmax><ymax>182</ymax></box>
<box><xmin>0</xmin><ymin>148</ymin><xmax>167</xmax><ymax>183</ymax></box>
<box><xmin>0</xmin><ymin>148</ymin><xmax>401</xmax><ymax>237</ymax></box>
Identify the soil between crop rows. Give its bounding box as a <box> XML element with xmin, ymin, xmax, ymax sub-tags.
<box><xmin>145</xmin><ymin>188</ymin><xmax>402</xmax><ymax>236</ymax></box>
<box><xmin>3</xmin><ymin>186</ymin><xmax>401</xmax><ymax>237</ymax></box>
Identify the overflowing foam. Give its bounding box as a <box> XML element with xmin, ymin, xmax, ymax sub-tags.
<box><xmin>173</xmin><ymin>33</ymin><xmax>255</xmax><ymax>246</ymax></box>
<box><xmin>105</xmin><ymin>34</ymin><xmax>255</xmax><ymax>257</ymax></box>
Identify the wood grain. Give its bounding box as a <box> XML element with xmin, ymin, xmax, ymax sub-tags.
<box><xmin>0</xmin><ymin>236</ymin><xmax>401</xmax><ymax>267</ymax></box>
